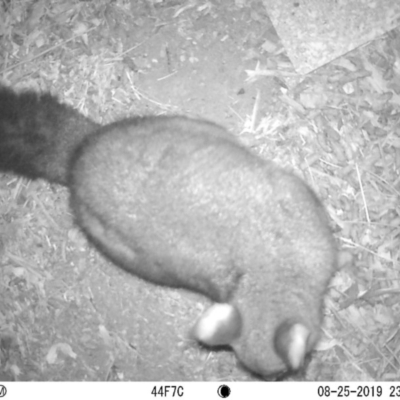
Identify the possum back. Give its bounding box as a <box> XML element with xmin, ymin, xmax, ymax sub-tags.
<box><xmin>69</xmin><ymin>116</ymin><xmax>249</xmax><ymax>301</ymax></box>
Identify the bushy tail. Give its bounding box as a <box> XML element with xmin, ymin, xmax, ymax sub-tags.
<box><xmin>0</xmin><ymin>86</ymin><xmax>100</xmax><ymax>185</ymax></box>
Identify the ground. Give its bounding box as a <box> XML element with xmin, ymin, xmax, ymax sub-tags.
<box><xmin>0</xmin><ymin>0</ymin><xmax>399</xmax><ymax>381</ymax></box>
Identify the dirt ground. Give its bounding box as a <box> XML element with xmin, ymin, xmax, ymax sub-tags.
<box><xmin>1</xmin><ymin>0</ymin><xmax>399</xmax><ymax>381</ymax></box>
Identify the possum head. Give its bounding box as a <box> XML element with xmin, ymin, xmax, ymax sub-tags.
<box><xmin>191</xmin><ymin>258</ymin><xmax>333</xmax><ymax>378</ymax></box>
<box><xmin>192</xmin><ymin>302</ymin><xmax>317</xmax><ymax>377</ymax></box>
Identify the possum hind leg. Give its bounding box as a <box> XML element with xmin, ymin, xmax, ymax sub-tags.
<box><xmin>73</xmin><ymin>202</ymin><xmax>142</xmax><ymax>274</ymax></box>
<box><xmin>73</xmin><ymin>200</ymin><xmax>239</xmax><ymax>302</ymax></box>
<box><xmin>72</xmin><ymin>202</ymin><xmax>180</xmax><ymax>288</ymax></box>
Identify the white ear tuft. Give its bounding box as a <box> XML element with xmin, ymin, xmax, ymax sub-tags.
<box><xmin>274</xmin><ymin>321</ymin><xmax>311</xmax><ymax>371</ymax></box>
<box><xmin>192</xmin><ymin>303</ymin><xmax>241</xmax><ymax>347</ymax></box>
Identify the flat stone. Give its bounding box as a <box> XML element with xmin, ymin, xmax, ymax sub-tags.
<box><xmin>263</xmin><ymin>0</ymin><xmax>400</xmax><ymax>74</ymax></box>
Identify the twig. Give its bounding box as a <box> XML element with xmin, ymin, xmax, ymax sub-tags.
<box><xmin>1</xmin><ymin>26</ymin><xmax>98</xmax><ymax>74</ymax></box>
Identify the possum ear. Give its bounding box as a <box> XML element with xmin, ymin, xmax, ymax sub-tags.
<box><xmin>192</xmin><ymin>303</ymin><xmax>242</xmax><ymax>346</ymax></box>
<box><xmin>273</xmin><ymin>320</ymin><xmax>311</xmax><ymax>371</ymax></box>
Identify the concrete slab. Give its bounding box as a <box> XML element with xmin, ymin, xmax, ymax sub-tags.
<box><xmin>263</xmin><ymin>0</ymin><xmax>400</xmax><ymax>74</ymax></box>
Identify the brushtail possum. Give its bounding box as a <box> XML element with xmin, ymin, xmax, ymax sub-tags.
<box><xmin>0</xmin><ymin>86</ymin><xmax>338</xmax><ymax>378</ymax></box>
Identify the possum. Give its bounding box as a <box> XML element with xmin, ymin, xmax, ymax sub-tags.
<box><xmin>0</xmin><ymin>86</ymin><xmax>338</xmax><ymax>378</ymax></box>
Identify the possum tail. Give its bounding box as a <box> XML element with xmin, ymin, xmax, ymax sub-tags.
<box><xmin>0</xmin><ymin>86</ymin><xmax>100</xmax><ymax>185</ymax></box>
